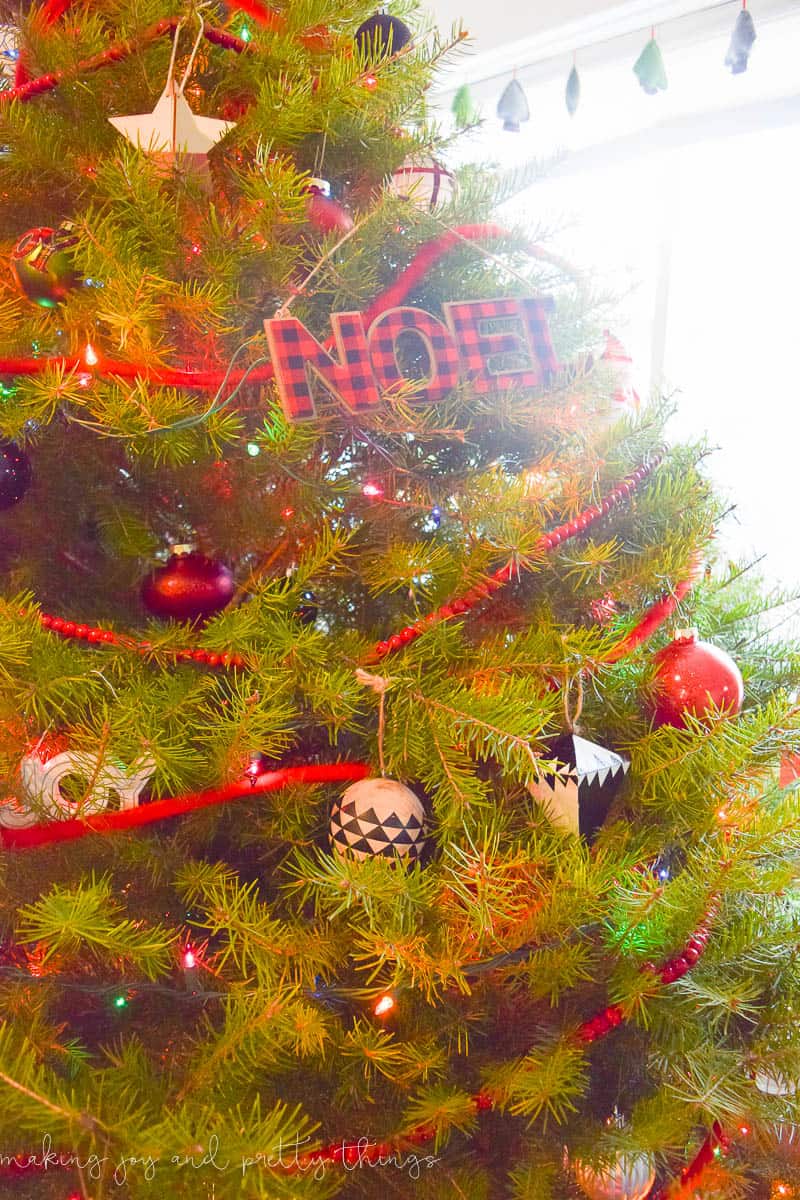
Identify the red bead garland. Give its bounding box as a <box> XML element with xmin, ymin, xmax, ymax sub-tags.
<box><xmin>29</xmin><ymin>454</ymin><xmax>699</xmax><ymax>677</ymax></box>
<box><xmin>4</xmin><ymin>8</ymin><xmax>326</xmax><ymax>104</ymax></box>
<box><xmin>301</xmin><ymin>898</ymin><xmax>720</xmax><ymax>1166</ymax></box>
<box><xmin>371</xmin><ymin>451</ymin><xmax>666</xmax><ymax>662</ymax></box>
<box><xmin>37</xmin><ymin>612</ymin><xmax>250</xmax><ymax>670</ymax></box>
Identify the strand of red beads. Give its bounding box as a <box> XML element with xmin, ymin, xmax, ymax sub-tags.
<box><xmin>33</xmin><ymin>452</ymin><xmax>665</xmax><ymax>672</ymax></box>
<box><xmin>371</xmin><ymin>450</ymin><xmax>666</xmax><ymax>662</ymax></box>
<box><xmin>574</xmin><ymin>896</ymin><xmax>719</xmax><ymax>1045</ymax></box>
<box><xmin>290</xmin><ymin>897</ymin><xmax>719</xmax><ymax>1170</ymax></box>
<box><xmin>35</xmin><ymin>614</ymin><xmax>251</xmax><ymax>671</ymax></box>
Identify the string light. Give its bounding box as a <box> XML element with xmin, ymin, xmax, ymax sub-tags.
<box><xmin>239</xmin><ymin>23</ymin><xmax>251</xmax><ymax>41</ymax></box>
<box><xmin>363</xmin><ymin>74</ymin><xmax>378</xmax><ymax>91</ymax></box>
<box><xmin>281</xmin><ymin>506</ymin><xmax>295</xmax><ymax>519</ymax></box>
<box><xmin>373</xmin><ymin>993</ymin><xmax>395</xmax><ymax>1018</ymax></box>
<box><xmin>83</xmin><ymin>342</ymin><xmax>99</xmax><ymax>367</ymax></box>
<box><xmin>246</xmin><ymin>441</ymin><xmax>261</xmax><ymax>456</ymax></box>
<box><xmin>738</xmin><ymin>1123</ymin><xmax>750</xmax><ymax>1136</ymax></box>
<box><xmin>362</xmin><ymin>482</ymin><xmax>383</xmax><ymax>498</ymax></box>
<box><xmin>113</xmin><ymin>994</ymin><xmax>128</xmax><ymax>1009</ymax></box>
<box><xmin>430</xmin><ymin>505</ymin><xmax>442</xmax><ymax>528</ymax></box>
<box><xmin>182</xmin><ymin>948</ymin><xmax>196</xmax><ymax>970</ymax></box>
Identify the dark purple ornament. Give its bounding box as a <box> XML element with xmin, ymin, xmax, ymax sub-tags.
<box><xmin>0</xmin><ymin>441</ymin><xmax>32</xmax><ymax>510</ymax></box>
<box><xmin>355</xmin><ymin>11</ymin><xmax>412</xmax><ymax>61</ymax></box>
<box><xmin>141</xmin><ymin>548</ymin><xmax>235</xmax><ymax>623</ymax></box>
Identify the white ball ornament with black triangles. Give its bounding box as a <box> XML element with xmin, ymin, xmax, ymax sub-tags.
<box><xmin>529</xmin><ymin>733</ymin><xmax>629</xmax><ymax>839</ymax></box>
<box><xmin>329</xmin><ymin>777</ymin><xmax>427</xmax><ymax>862</ymax></box>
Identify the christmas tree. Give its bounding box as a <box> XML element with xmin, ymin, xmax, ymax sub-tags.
<box><xmin>0</xmin><ymin>3</ymin><xmax>799</xmax><ymax>1199</ymax></box>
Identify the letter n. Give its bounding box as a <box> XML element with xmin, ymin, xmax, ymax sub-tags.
<box><xmin>264</xmin><ymin>312</ymin><xmax>380</xmax><ymax>421</ymax></box>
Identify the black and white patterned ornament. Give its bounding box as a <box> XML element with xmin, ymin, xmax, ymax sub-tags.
<box><xmin>755</xmin><ymin>1067</ymin><xmax>798</xmax><ymax>1097</ymax></box>
<box><xmin>529</xmin><ymin>733</ymin><xmax>629</xmax><ymax>839</ymax></box>
<box><xmin>329</xmin><ymin>777</ymin><xmax>427</xmax><ymax>862</ymax></box>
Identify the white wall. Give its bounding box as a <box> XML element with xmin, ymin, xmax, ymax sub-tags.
<box><xmin>428</xmin><ymin>0</ymin><xmax>613</xmax><ymax>55</ymax></box>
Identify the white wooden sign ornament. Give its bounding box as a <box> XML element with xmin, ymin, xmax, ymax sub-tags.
<box><xmin>0</xmin><ymin>751</ymin><xmax>156</xmax><ymax>828</ymax></box>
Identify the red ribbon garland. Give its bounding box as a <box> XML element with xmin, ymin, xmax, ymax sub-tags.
<box><xmin>0</xmin><ymin>762</ymin><xmax>369</xmax><ymax>850</ymax></box>
<box><xmin>0</xmin><ymin>225</ymin><xmax>561</xmax><ymax>390</ymax></box>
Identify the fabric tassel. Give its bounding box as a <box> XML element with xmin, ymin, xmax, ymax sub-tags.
<box><xmin>497</xmin><ymin>78</ymin><xmax>529</xmax><ymax>132</ymax></box>
<box><xmin>566</xmin><ymin>64</ymin><xmax>581</xmax><ymax>116</ymax></box>
<box><xmin>633</xmin><ymin>37</ymin><xmax>668</xmax><ymax>95</ymax></box>
<box><xmin>724</xmin><ymin>8</ymin><xmax>756</xmax><ymax>74</ymax></box>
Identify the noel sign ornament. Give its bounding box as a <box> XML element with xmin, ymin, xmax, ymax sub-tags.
<box><xmin>263</xmin><ymin>295</ymin><xmax>559</xmax><ymax>423</ymax></box>
<box><xmin>0</xmin><ymin>750</ymin><xmax>156</xmax><ymax>828</ymax></box>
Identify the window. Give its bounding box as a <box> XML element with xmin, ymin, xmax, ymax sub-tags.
<box><xmin>442</xmin><ymin>3</ymin><xmax>800</xmax><ymax>587</ymax></box>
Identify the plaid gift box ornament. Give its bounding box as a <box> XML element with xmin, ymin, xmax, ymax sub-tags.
<box><xmin>329</xmin><ymin>777</ymin><xmax>427</xmax><ymax>862</ymax></box>
<box><xmin>529</xmin><ymin>733</ymin><xmax>630</xmax><ymax>840</ymax></box>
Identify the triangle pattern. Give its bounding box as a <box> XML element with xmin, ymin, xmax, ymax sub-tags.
<box><xmin>329</xmin><ymin>779</ymin><xmax>428</xmax><ymax>862</ymax></box>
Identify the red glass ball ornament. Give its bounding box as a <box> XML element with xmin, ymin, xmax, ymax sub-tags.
<box><xmin>306</xmin><ymin>178</ymin><xmax>354</xmax><ymax>235</ymax></box>
<box><xmin>141</xmin><ymin>548</ymin><xmax>235</xmax><ymax>623</ymax></box>
<box><xmin>651</xmin><ymin>629</ymin><xmax>743</xmax><ymax>729</ymax></box>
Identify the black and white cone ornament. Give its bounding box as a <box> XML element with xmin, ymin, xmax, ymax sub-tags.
<box><xmin>725</xmin><ymin>8</ymin><xmax>756</xmax><ymax>74</ymax></box>
<box><xmin>497</xmin><ymin>78</ymin><xmax>530</xmax><ymax>132</ymax></box>
<box><xmin>529</xmin><ymin>733</ymin><xmax>629</xmax><ymax>839</ymax></box>
<box><xmin>574</xmin><ymin>1153</ymin><xmax>656</xmax><ymax>1200</ymax></box>
<box><xmin>330</xmin><ymin>777</ymin><xmax>427</xmax><ymax>862</ymax></box>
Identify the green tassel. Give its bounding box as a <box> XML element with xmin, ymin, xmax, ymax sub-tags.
<box><xmin>633</xmin><ymin>37</ymin><xmax>668</xmax><ymax>95</ymax></box>
<box><xmin>452</xmin><ymin>83</ymin><xmax>479</xmax><ymax>128</ymax></box>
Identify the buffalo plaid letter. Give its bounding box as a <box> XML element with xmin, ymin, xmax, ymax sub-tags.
<box><xmin>263</xmin><ymin>312</ymin><xmax>379</xmax><ymax>421</ymax></box>
<box><xmin>443</xmin><ymin>297</ymin><xmax>560</xmax><ymax>393</ymax></box>
<box><xmin>366</xmin><ymin>307</ymin><xmax>461</xmax><ymax>405</ymax></box>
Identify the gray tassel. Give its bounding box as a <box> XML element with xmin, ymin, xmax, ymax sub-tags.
<box><xmin>566</xmin><ymin>64</ymin><xmax>581</xmax><ymax>116</ymax></box>
<box><xmin>724</xmin><ymin>8</ymin><xmax>756</xmax><ymax>75</ymax></box>
<box><xmin>497</xmin><ymin>78</ymin><xmax>529</xmax><ymax>132</ymax></box>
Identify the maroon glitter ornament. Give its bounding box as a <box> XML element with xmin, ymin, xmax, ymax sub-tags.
<box><xmin>651</xmin><ymin>628</ymin><xmax>743</xmax><ymax>729</ymax></box>
<box><xmin>141</xmin><ymin>546</ymin><xmax>235</xmax><ymax>623</ymax></box>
